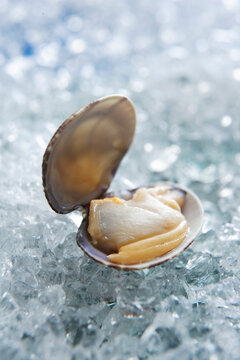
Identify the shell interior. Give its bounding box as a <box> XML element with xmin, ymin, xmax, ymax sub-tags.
<box><xmin>42</xmin><ymin>95</ymin><xmax>136</xmax><ymax>214</ymax></box>
<box><xmin>76</xmin><ymin>184</ymin><xmax>204</xmax><ymax>270</ymax></box>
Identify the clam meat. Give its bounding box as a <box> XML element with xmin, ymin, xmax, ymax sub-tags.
<box><xmin>88</xmin><ymin>184</ymin><xmax>188</xmax><ymax>265</ymax></box>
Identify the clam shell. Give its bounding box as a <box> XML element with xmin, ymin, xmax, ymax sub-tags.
<box><xmin>42</xmin><ymin>95</ymin><xmax>204</xmax><ymax>270</ymax></box>
<box><xmin>76</xmin><ymin>183</ymin><xmax>204</xmax><ymax>270</ymax></box>
<box><xmin>42</xmin><ymin>95</ymin><xmax>136</xmax><ymax>214</ymax></box>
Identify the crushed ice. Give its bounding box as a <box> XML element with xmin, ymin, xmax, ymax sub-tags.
<box><xmin>0</xmin><ymin>0</ymin><xmax>240</xmax><ymax>359</ymax></box>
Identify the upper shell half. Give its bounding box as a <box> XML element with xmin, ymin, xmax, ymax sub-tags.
<box><xmin>42</xmin><ymin>95</ymin><xmax>136</xmax><ymax>214</ymax></box>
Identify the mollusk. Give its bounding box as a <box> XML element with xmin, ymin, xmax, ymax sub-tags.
<box><xmin>42</xmin><ymin>95</ymin><xmax>203</xmax><ymax>270</ymax></box>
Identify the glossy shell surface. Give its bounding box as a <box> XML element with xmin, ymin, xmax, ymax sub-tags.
<box><xmin>42</xmin><ymin>95</ymin><xmax>136</xmax><ymax>214</ymax></box>
<box><xmin>76</xmin><ymin>183</ymin><xmax>204</xmax><ymax>270</ymax></box>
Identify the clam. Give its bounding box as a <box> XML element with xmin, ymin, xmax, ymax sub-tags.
<box><xmin>42</xmin><ymin>95</ymin><xmax>203</xmax><ymax>270</ymax></box>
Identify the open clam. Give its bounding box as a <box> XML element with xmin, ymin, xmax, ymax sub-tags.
<box><xmin>42</xmin><ymin>95</ymin><xmax>204</xmax><ymax>270</ymax></box>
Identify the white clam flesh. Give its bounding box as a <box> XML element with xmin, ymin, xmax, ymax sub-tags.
<box><xmin>88</xmin><ymin>184</ymin><xmax>188</xmax><ymax>265</ymax></box>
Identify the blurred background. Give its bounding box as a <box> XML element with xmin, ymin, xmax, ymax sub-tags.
<box><xmin>0</xmin><ymin>0</ymin><xmax>240</xmax><ymax>359</ymax></box>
